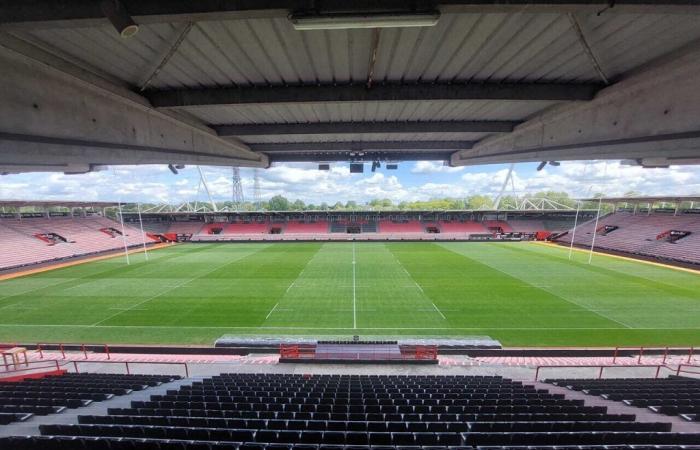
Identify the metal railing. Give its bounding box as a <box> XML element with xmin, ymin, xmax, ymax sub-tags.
<box><xmin>534</xmin><ymin>364</ymin><xmax>674</xmax><ymax>381</ymax></box>
<box><xmin>68</xmin><ymin>359</ymin><xmax>189</xmax><ymax>377</ymax></box>
<box><xmin>35</xmin><ymin>342</ymin><xmax>111</xmax><ymax>360</ymax></box>
<box><xmin>1</xmin><ymin>359</ymin><xmax>188</xmax><ymax>378</ymax></box>
<box><xmin>611</xmin><ymin>346</ymin><xmax>695</xmax><ymax>364</ymax></box>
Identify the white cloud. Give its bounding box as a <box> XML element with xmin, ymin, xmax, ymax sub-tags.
<box><xmin>1</xmin><ymin>161</ymin><xmax>699</xmax><ymax>205</ymax></box>
<box><xmin>411</xmin><ymin>161</ymin><xmax>465</xmax><ymax>174</ymax></box>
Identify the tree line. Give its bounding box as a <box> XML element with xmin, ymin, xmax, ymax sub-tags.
<box><xmin>118</xmin><ymin>191</ymin><xmax>616</xmax><ymax>212</ymax></box>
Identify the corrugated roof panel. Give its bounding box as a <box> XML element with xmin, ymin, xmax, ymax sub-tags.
<box><xmin>540</xmin><ymin>13</ymin><xmax>656</xmax><ymax>82</ymax></box>
<box><xmin>21</xmin><ymin>23</ymin><xmax>187</xmax><ymax>87</ymax></box>
<box><xmin>501</xmin><ymin>15</ymin><xmax>579</xmax><ymax>82</ymax></box>
<box><xmin>474</xmin><ymin>13</ymin><xmax>565</xmax><ymax>81</ymax></box>
<box><xmin>240</xmin><ymin>132</ymin><xmax>491</xmax><ymax>144</ymax></box>
<box><xmin>181</xmin><ymin>100</ymin><xmax>558</xmax><ymax>124</ymax></box>
<box><xmin>585</xmin><ymin>13</ymin><xmax>700</xmax><ymax>81</ymax></box>
<box><xmin>16</xmin><ymin>12</ymin><xmax>700</xmax><ymax>90</ymax></box>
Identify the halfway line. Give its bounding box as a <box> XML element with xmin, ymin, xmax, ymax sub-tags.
<box><xmin>352</xmin><ymin>242</ymin><xmax>357</xmax><ymax>329</ymax></box>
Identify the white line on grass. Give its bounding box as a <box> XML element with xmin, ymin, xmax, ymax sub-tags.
<box><xmin>90</xmin><ymin>246</ymin><xmax>267</xmax><ymax>327</ymax></box>
<box><xmin>285</xmin><ymin>281</ymin><xmax>296</xmax><ymax>293</ymax></box>
<box><xmin>388</xmin><ymin>249</ymin><xmax>446</xmax><ymax>321</ymax></box>
<box><xmin>431</xmin><ymin>302</ymin><xmax>447</xmax><ymax>320</ymax></box>
<box><xmin>2</xmin><ymin>323</ymin><xmax>696</xmax><ymax>330</ymax></box>
<box><xmin>352</xmin><ymin>242</ymin><xmax>357</xmax><ymax>329</ymax></box>
<box><xmin>265</xmin><ymin>303</ymin><xmax>279</xmax><ymax>319</ymax></box>
<box><xmin>440</xmin><ymin>244</ymin><xmax>636</xmax><ymax>329</ymax></box>
<box><xmin>265</xmin><ymin>245</ymin><xmax>326</xmax><ymax>322</ymax></box>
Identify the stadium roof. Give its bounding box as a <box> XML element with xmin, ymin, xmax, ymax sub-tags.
<box><xmin>1</xmin><ymin>1</ymin><xmax>700</xmax><ymax>173</ymax></box>
<box><xmin>577</xmin><ymin>195</ymin><xmax>700</xmax><ymax>204</ymax></box>
<box><xmin>0</xmin><ymin>200</ymin><xmax>120</xmax><ymax>208</ymax></box>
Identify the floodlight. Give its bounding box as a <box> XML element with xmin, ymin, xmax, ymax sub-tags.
<box><xmin>289</xmin><ymin>12</ymin><xmax>440</xmax><ymax>30</ymax></box>
<box><xmin>318</xmin><ymin>164</ymin><xmax>330</xmax><ymax>171</ymax></box>
<box><xmin>100</xmin><ymin>0</ymin><xmax>139</xmax><ymax>38</ymax></box>
<box><xmin>536</xmin><ymin>161</ymin><xmax>547</xmax><ymax>171</ymax></box>
<box><xmin>386</xmin><ymin>164</ymin><xmax>398</xmax><ymax>170</ymax></box>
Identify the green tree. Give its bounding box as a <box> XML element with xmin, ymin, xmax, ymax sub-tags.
<box><xmin>267</xmin><ymin>195</ymin><xmax>290</xmax><ymax>211</ymax></box>
<box><xmin>466</xmin><ymin>195</ymin><xmax>494</xmax><ymax>210</ymax></box>
<box><xmin>291</xmin><ymin>199</ymin><xmax>305</xmax><ymax>211</ymax></box>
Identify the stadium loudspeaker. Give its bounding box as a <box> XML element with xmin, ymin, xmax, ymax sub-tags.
<box><xmin>386</xmin><ymin>164</ymin><xmax>398</xmax><ymax>170</ymax></box>
<box><xmin>318</xmin><ymin>164</ymin><xmax>330</xmax><ymax>170</ymax></box>
<box><xmin>350</xmin><ymin>163</ymin><xmax>364</xmax><ymax>173</ymax></box>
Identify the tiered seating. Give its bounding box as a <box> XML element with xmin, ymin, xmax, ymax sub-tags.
<box><xmin>201</xmin><ymin>223</ymin><xmax>227</xmax><ymax>234</ymax></box>
<box><xmin>285</xmin><ymin>221</ymin><xmax>328</xmax><ymax>234</ymax></box>
<box><xmin>5</xmin><ymin>374</ymin><xmax>698</xmax><ymax>449</ymax></box>
<box><xmin>379</xmin><ymin>220</ymin><xmax>424</xmax><ymax>233</ymax></box>
<box><xmin>0</xmin><ymin>217</ymin><xmax>155</xmax><ymax>270</ymax></box>
<box><xmin>0</xmin><ymin>372</ymin><xmax>179</xmax><ymax>425</ymax></box>
<box><xmin>508</xmin><ymin>219</ymin><xmax>546</xmax><ymax>232</ymax></box>
<box><xmin>546</xmin><ymin>376</ymin><xmax>700</xmax><ymax>421</ymax></box>
<box><xmin>557</xmin><ymin>212</ymin><xmax>700</xmax><ymax>264</ymax></box>
<box><xmin>167</xmin><ymin>221</ymin><xmax>205</xmax><ymax>235</ymax></box>
<box><xmin>483</xmin><ymin>221</ymin><xmax>513</xmax><ymax>233</ymax></box>
<box><xmin>439</xmin><ymin>220</ymin><xmax>488</xmax><ymax>233</ymax></box>
<box><xmin>223</xmin><ymin>222</ymin><xmax>270</xmax><ymax>234</ymax></box>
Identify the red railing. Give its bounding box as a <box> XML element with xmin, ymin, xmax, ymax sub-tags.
<box><xmin>611</xmin><ymin>346</ymin><xmax>695</xmax><ymax>364</ymax></box>
<box><xmin>0</xmin><ymin>359</ymin><xmax>65</xmax><ymax>374</ymax></box>
<box><xmin>68</xmin><ymin>360</ymin><xmax>189</xmax><ymax>378</ymax></box>
<box><xmin>676</xmin><ymin>364</ymin><xmax>700</xmax><ymax>377</ymax></box>
<box><xmin>35</xmin><ymin>342</ymin><xmax>111</xmax><ymax>360</ymax></box>
<box><xmin>534</xmin><ymin>364</ymin><xmax>674</xmax><ymax>381</ymax></box>
<box><xmin>1</xmin><ymin>359</ymin><xmax>188</xmax><ymax>378</ymax></box>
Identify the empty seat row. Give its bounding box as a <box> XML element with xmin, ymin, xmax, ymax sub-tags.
<box><xmin>105</xmin><ymin>409</ymin><xmax>635</xmax><ymax>423</ymax></box>
<box><xmin>5</xmin><ymin>436</ymin><xmax>700</xmax><ymax>450</ymax></box>
<box><xmin>0</xmin><ymin>373</ymin><xmax>179</xmax><ymax>425</ymax></box>
<box><xmin>5</xmin><ymin>374</ymin><xmax>696</xmax><ymax>449</ymax></box>
<box><xmin>41</xmin><ymin>424</ymin><xmax>465</xmax><ymax>445</ymax></box>
<box><xmin>544</xmin><ymin>377</ymin><xmax>700</xmax><ymax>419</ymax></box>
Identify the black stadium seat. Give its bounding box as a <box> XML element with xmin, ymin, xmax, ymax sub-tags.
<box><xmin>3</xmin><ymin>374</ymin><xmax>700</xmax><ymax>449</ymax></box>
<box><xmin>0</xmin><ymin>372</ymin><xmax>180</xmax><ymax>426</ymax></box>
<box><xmin>545</xmin><ymin>376</ymin><xmax>700</xmax><ymax>420</ymax></box>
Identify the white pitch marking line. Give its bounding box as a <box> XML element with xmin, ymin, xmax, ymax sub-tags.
<box><xmin>431</xmin><ymin>302</ymin><xmax>447</xmax><ymax>320</ymax></box>
<box><xmin>89</xmin><ymin>247</ymin><xmax>265</xmax><ymax>327</ymax></box>
<box><xmin>108</xmin><ymin>308</ymin><xmax>148</xmax><ymax>311</ymax></box>
<box><xmin>352</xmin><ymin>242</ymin><xmax>357</xmax><ymax>330</ymax></box>
<box><xmin>414</xmin><ymin>281</ymin><xmax>424</xmax><ymax>293</ymax></box>
<box><xmin>1</xmin><ymin>324</ymin><xmax>698</xmax><ymax>330</ymax></box>
<box><xmin>265</xmin><ymin>303</ymin><xmax>279</xmax><ymax>319</ymax></box>
<box><xmin>285</xmin><ymin>281</ymin><xmax>296</xmax><ymax>293</ymax></box>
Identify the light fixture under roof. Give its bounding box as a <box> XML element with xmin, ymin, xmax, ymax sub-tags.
<box><xmin>289</xmin><ymin>12</ymin><xmax>440</xmax><ymax>31</ymax></box>
<box><xmin>100</xmin><ymin>0</ymin><xmax>139</xmax><ymax>38</ymax></box>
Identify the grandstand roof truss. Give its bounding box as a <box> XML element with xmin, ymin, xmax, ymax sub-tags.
<box><xmin>1</xmin><ymin>1</ymin><xmax>700</xmax><ymax>173</ymax></box>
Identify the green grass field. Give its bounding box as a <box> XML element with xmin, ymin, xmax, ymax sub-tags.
<box><xmin>1</xmin><ymin>242</ymin><xmax>699</xmax><ymax>347</ymax></box>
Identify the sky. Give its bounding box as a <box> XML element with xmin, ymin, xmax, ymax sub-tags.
<box><xmin>1</xmin><ymin>160</ymin><xmax>700</xmax><ymax>205</ymax></box>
